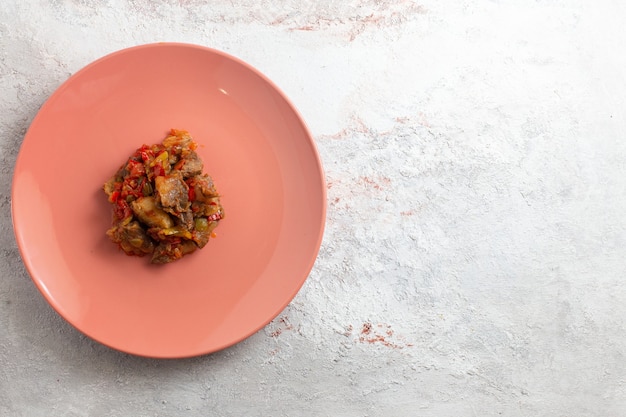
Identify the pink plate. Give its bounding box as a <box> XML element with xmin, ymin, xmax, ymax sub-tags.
<box><xmin>11</xmin><ymin>43</ymin><xmax>326</xmax><ymax>358</ymax></box>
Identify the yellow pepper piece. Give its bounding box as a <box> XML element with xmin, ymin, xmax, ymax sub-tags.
<box><xmin>149</xmin><ymin>150</ymin><xmax>169</xmax><ymax>167</ymax></box>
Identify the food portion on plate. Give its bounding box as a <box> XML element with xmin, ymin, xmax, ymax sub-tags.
<box><xmin>103</xmin><ymin>129</ymin><xmax>224</xmax><ymax>264</ymax></box>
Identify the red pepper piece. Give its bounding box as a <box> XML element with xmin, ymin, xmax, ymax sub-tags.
<box><xmin>207</xmin><ymin>212</ymin><xmax>222</xmax><ymax>222</ymax></box>
<box><xmin>114</xmin><ymin>199</ymin><xmax>132</xmax><ymax>220</ymax></box>
<box><xmin>109</xmin><ymin>190</ymin><xmax>120</xmax><ymax>203</ymax></box>
<box><xmin>138</xmin><ymin>146</ymin><xmax>153</xmax><ymax>162</ymax></box>
<box><xmin>153</xmin><ymin>164</ymin><xmax>165</xmax><ymax>177</ymax></box>
<box><xmin>127</xmin><ymin>160</ymin><xmax>145</xmax><ymax>177</ymax></box>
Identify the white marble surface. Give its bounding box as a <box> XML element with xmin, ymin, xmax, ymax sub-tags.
<box><xmin>2</xmin><ymin>0</ymin><xmax>626</xmax><ymax>415</ymax></box>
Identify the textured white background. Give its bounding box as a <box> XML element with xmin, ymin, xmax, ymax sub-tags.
<box><xmin>2</xmin><ymin>0</ymin><xmax>626</xmax><ymax>416</ymax></box>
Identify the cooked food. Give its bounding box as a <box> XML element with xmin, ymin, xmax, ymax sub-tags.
<box><xmin>103</xmin><ymin>129</ymin><xmax>224</xmax><ymax>264</ymax></box>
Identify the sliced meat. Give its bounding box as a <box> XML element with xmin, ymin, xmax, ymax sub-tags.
<box><xmin>192</xmin><ymin>174</ymin><xmax>219</xmax><ymax>202</ymax></box>
<box><xmin>106</xmin><ymin>220</ymin><xmax>155</xmax><ymax>256</ymax></box>
<box><xmin>155</xmin><ymin>171</ymin><xmax>189</xmax><ymax>213</ymax></box>
<box><xmin>190</xmin><ymin>173</ymin><xmax>224</xmax><ymax>218</ymax></box>
<box><xmin>177</xmin><ymin>210</ymin><xmax>194</xmax><ymax>231</ymax></box>
<box><xmin>179</xmin><ymin>151</ymin><xmax>203</xmax><ymax>178</ymax></box>
<box><xmin>151</xmin><ymin>240</ymin><xmax>197</xmax><ymax>264</ymax></box>
<box><xmin>163</xmin><ymin>206</ymin><xmax>194</xmax><ymax>233</ymax></box>
<box><xmin>130</xmin><ymin>196</ymin><xmax>174</xmax><ymax>229</ymax></box>
<box><xmin>192</xmin><ymin>198</ymin><xmax>222</xmax><ymax>217</ymax></box>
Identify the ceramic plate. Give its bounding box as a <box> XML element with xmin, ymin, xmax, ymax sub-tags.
<box><xmin>12</xmin><ymin>43</ymin><xmax>326</xmax><ymax>358</ymax></box>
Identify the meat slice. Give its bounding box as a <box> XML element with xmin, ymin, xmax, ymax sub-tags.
<box><xmin>151</xmin><ymin>240</ymin><xmax>197</xmax><ymax>264</ymax></box>
<box><xmin>106</xmin><ymin>220</ymin><xmax>155</xmax><ymax>256</ymax></box>
<box><xmin>192</xmin><ymin>174</ymin><xmax>219</xmax><ymax>202</ymax></box>
<box><xmin>179</xmin><ymin>151</ymin><xmax>203</xmax><ymax>178</ymax></box>
<box><xmin>155</xmin><ymin>171</ymin><xmax>189</xmax><ymax>213</ymax></box>
<box><xmin>177</xmin><ymin>210</ymin><xmax>194</xmax><ymax>231</ymax></box>
<box><xmin>130</xmin><ymin>196</ymin><xmax>174</xmax><ymax>229</ymax></box>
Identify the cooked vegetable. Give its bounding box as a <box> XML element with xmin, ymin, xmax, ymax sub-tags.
<box><xmin>103</xmin><ymin>129</ymin><xmax>225</xmax><ymax>264</ymax></box>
